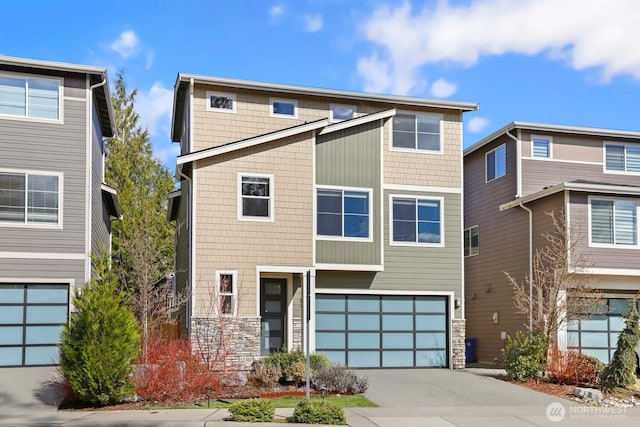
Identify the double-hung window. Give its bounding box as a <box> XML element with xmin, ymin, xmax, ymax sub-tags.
<box><xmin>0</xmin><ymin>171</ymin><xmax>61</xmax><ymax>226</ymax></box>
<box><xmin>464</xmin><ymin>225</ymin><xmax>479</xmax><ymax>256</ymax></box>
<box><xmin>216</xmin><ymin>271</ymin><xmax>237</xmax><ymax>316</ymax></box>
<box><xmin>392</xmin><ymin>113</ymin><xmax>442</xmax><ymax>152</ymax></box>
<box><xmin>391</xmin><ymin>196</ymin><xmax>442</xmax><ymax>245</ymax></box>
<box><xmin>590</xmin><ymin>198</ymin><xmax>638</xmax><ymax>247</ymax></box>
<box><xmin>486</xmin><ymin>144</ymin><xmax>506</xmax><ymax>182</ymax></box>
<box><xmin>532</xmin><ymin>136</ymin><xmax>551</xmax><ymax>158</ymax></box>
<box><xmin>238</xmin><ymin>173</ymin><xmax>273</xmax><ymax>221</ymax></box>
<box><xmin>0</xmin><ymin>75</ymin><xmax>61</xmax><ymax>120</ymax></box>
<box><xmin>605</xmin><ymin>143</ymin><xmax>640</xmax><ymax>173</ymax></box>
<box><xmin>317</xmin><ymin>188</ymin><xmax>371</xmax><ymax>239</ymax></box>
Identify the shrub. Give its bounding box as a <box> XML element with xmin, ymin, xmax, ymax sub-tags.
<box><xmin>260</xmin><ymin>350</ymin><xmax>331</xmax><ymax>384</ymax></box>
<box><xmin>291</xmin><ymin>399</ymin><xmax>347</xmax><ymax>425</ymax></box>
<box><xmin>248</xmin><ymin>359</ymin><xmax>282</xmax><ymax>388</ymax></box>
<box><xmin>502</xmin><ymin>330</ymin><xmax>548</xmax><ymax>382</ymax></box>
<box><xmin>546</xmin><ymin>347</ymin><xmax>603</xmax><ymax>386</ymax></box>
<box><xmin>59</xmin><ymin>258</ymin><xmax>141</xmax><ymax>406</ymax></box>
<box><xmin>134</xmin><ymin>339</ymin><xmax>221</xmax><ymax>404</ymax></box>
<box><xmin>284</xmin><ymin>360</ymin><xmax>308</xmax><ymax>386</ymax></box>
<box><xmin>314</xmin><ymin>364</ymin><xmax>369</xmax><ymax>394</ymax></box>
<box><xmin>600</xmin><ymin>301</ymin><xmax>640</xmax><ymax>390</ymax></box>
<box><xmin>228</xmin><ymin>398</ymin><xmax>274</xmax><ymax>422</ymax></box>
<box><xmin>310</xmin><ymin>353</ymin><xmax>331</xmax><ymax>371</ymax></box>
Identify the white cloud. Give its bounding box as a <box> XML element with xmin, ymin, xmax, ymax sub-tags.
<box><xmin>358</xmin><ymin>0</ymin><xmax>640</xmax><ymax>94</ymax></box>
<box><xmin>430</xmin><ymin>78</ymin><xmax>456</xmax><ymax>98</ymax></box>
<box><xmin>304</xmin><ymin>14</ymin><xmax>323</xmax><ymax>32</ymax></box>
<box><xmin>153</xmin><ymin>143</ymin><xmax>181</xmax><ymax>166</ymax></box>
<box><xmin>145</xmin><ymin>50</ymin><xmax>154</xmax><ymax>70</ymax></box>
<box><xmin>269</xmin><ymin>4</ymin><xmax>284</xmax><ymax>21</ymax></box>
<box><xmin>136</xmin><ymin>82</ymin><xmax>173</xmax><ymax>139</ymax></box>
<box><xmin>110</xmin><ymin>30</ymin><xmax>139</xmax><ymax>59</ymax></box>
<box><xmin>467</xmin><ymin>116</ymin><xmax>489</xmax><ymax>133</ymax></box>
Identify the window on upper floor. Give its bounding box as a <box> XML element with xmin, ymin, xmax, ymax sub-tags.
<box><xmin>270</xmin><ymin>98</ymin><xmax>297</xmax><ymax>118</ymax></box>
<box><xmin>390</xmin><ymin>196</ymin><xmax>443</xmax><ymax>246</ymax></box>
<box><xmin>206</xmin><ymin>91</ymin><xmax>236</xmax><ymax>113</ymax></box>
<box><xmin>605</xmin><ymin>143</ymin><xmax>640</xmax><ymax>173</ymax></box>
<box><xmin>238</xmin><ymin>173</ymin><xmax>273</xmax><ymax>221</ymax></box>
<box><xmin>0</xmin><ymin>75</ymin><xmax>61</xmax><ymax>121</ymax></box>
<box><xmin>464</xmin><ymin>225</ymin><xmax>479</xmax><ymax>256</ymax></box>
<box><xmin>486</xmin><ymin>144</ymin><xmax>506</xmax><ymax>182</ymax></box>
<box><xmin>532</xmin><ymin>136</ymin><xmax>551</xmax><ymax>158</ymax></box>
<box><xmin>317</xmin><ymin>187</ymin><xmax>371</xmax><ymax>240</ymax></box>
<box><xmin>216</xmin><ymin>270</ymin><xmax>237</xmax><ymax>316</ymax></box>
<box><xmin>330</xmin><ymin>104</ymin><xmax>356</xmax><ymax>122</ymax></box>
<box><xmin>391</xmin><ymin>113</ymin><xmax>442</xmax><ymax>152</ymax></box>
<box><xmin>0</xmin><ymin>171</ymin><xmax>61</xmax><ymax>226</ymax></box>
<box><xmin>590</xmin><ymin>198</ymin><xmax>638</xmax><ymax>247</ymax></box>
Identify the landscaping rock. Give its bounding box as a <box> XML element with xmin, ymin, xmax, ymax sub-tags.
<box><xmin>573</xmin><ymin>386</ymin><xmax>603</xmax><ymax>404</ymax></box>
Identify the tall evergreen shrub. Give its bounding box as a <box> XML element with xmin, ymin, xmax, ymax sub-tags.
<box><xmin>600</xmin><ymin>300</ymin><xmax>639</xmax><ymax>390</ymax></box>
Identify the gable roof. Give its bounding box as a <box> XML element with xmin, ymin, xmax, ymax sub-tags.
<box><xmin>465</xmin><ymin>121</ymin><xmax>640</xmax><ymax>157</ymax></box>
<box><xmin>171</xmin><ymin>73</ymin><xmax>478</xmax><ymax>141</ymax></box>
<box><xmin>500</xmin><ymin>180</ymin><xmax>640</xmax><ymax>211</ymax></box>
<box><xmin>0</xmin><ymin>55</ymin><xmax>115</xmax><ymax>137</ymax></box>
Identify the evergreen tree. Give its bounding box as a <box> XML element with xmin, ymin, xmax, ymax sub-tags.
<box><xmin>600</xmin><ymin>300</ymin><xmax>640</xmax><ymax>390</ymax></box>
<box><xmin>59</xmin><ymin>257</ymin><xmax>141</xmax><ymax>406</ymax></box>
<box><xmin>105</xmin><ymin>72</ymin><xmax>176</xmax><ymax>351</ymax></box>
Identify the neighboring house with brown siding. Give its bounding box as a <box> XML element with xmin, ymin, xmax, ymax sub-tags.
<box><xmin>0</xmin><ymin>56</ymin><xmax>120</xmax><ymax>369</ymax></box>
<box><xmin>169</xmin><ymin>74</ymin><xmax>477</xmax><ymax>370</ymax></box>
<box><xmin>464</xmin><ymin>121</ymin><xmax>640</xmax><ymax>366</ymax></box>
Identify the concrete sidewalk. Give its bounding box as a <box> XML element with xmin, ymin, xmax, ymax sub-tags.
<box><xmin>1</xmin><ymin>368</ymin><xmax>639</xmax><ymax>426</ymax></box>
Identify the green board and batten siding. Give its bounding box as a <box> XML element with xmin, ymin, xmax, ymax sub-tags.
<box><xmin>315</xmin><ymin>120</ymin><xmax>382</xmax><ymax>266</ymax></box>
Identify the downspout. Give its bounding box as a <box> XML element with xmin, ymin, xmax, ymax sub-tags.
<box><xmin>185</xmin><ymin>77</ymin><xmax>195</xmax><ymax>335</ymax></box>
<box><xmin>505</xmin><ymin>128</ymin><xmax>533</xmax><ymax>330</ymax></box>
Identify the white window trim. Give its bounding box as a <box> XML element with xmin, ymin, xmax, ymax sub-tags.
<box><xmin>389</xmin><ymin>194</ymin><xmax>445</xmax><ymax>248</ymax></box>
<box><xmin>530</xmin><ymin>135</ymin><xmax>553</xmax><ymax>159</ymax></box>
<box><xmin>316</xmin><ymin>184</ymin><xmax>373</xmax><ymax>242</ymax></box>
<box><xmin>269</xmin><ymin>97</ymin><xmax>298</xmax><ymax>119</ymax></box>
<box><xmin>0</xmin><ymin>72</ymin><xmax>63</xmax><ymax>123</ymax></box>
<box><xmin>603</xmin><ymin>141</ymin><xmax>640</xmax><ymax>175</ymax></box>
<box><xmin>389</xmin><ymin>111</ymin><xmax>444</xmax><ymax>155</ymax></box>
<box><xmin>206</xmin><ymin>90</ymin><xmax>236</xmax><ymax>113</ymax></box>
<box><xmin>588</xmin><ymin>195</ymin><xmax>639</xmax><ymax>249</ymax></box>
<box><xmin>329</xmin><ymin>103</ymin><xmax>356</xmax><ymax>122</ymax></box>
<box><xmin>0</xmin><ymin>168</ymin><xmax>63</xmax><ymax>229</ymax></box>
<box><xmin>485</xmin><ymin>143</ymin><xmax>507</xmax><ymax>183</ymax></box>
<box><xmin>237</xmin><ymin>172</ymin><xmax>274</xmax><ymax>222</ymax></box>
<box><xmin>464</xmin><ymin>225</ymin><xmax>479</xmax><ymax>257</ymax></box>
<box><xmin>215</xmin><ymin>270</ymin><xmax>238</xmax><ymax>317</ymax></box>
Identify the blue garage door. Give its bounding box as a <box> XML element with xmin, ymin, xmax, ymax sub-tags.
<box><xmin>0</xmin><ymin>284</ymin><xmax>68</xmax><ymax>367</ymax></box>
<box><xmin>315</xmin><ymin>294</ymin><xmax>448</xmax><ymax>368</ymax></box>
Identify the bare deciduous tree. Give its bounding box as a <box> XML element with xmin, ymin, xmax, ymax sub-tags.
<box><xmin>505</xmin><ymin>210</ymin><xmax>603</xmax><ymax>344</ymax></box>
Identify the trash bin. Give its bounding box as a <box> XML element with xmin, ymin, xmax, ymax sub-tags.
<box><xmin>465</xmin><ymin>338</ymin><xmax>476</xmax><ymax>365</ymax></box>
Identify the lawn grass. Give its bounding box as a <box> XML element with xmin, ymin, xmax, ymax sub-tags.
<box><xmin>146</xmin><ymin>393</ymin><xmax>377</xmax><ymax>410</ymax></box>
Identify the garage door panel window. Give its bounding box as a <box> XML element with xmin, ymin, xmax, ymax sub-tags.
<box><xmin>26</xmin><ymin>325</ymin><xmax>63</xmax><ymax>344</ymax></box>
<box><xmin>315</xmin><ymin>294</ymin><xmax>448</xmax><ymax>368</ymax></box>
<box><xmin>27</xmin><ymin>305</ymin><xmax>67</xmax><ymax>323</ymax></box>
<box><xmin>0</xmin><ymin>326</ymin><xmax>22</xmax><ymax>345</ymax></box>
<box><xmin>0</xmin><ymin>306</ymin><xmax>23</xmax><ymax>323</ymax></box>
<box><xmin>0</xmin><ymin>348</ymin><xmax>22</xmax><ymax>366</ymax></box>
<box><xmin>0</xmin><ymin>285</ymin><xmax>23</xmax><ymax>303</ymax></box>
<box><xmin>25</xmin><ymin>346</ymin><xmax>58</xmax><ymax>366</ymax></box>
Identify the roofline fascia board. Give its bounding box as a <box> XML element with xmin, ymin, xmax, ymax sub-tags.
<box><xmin>465</xmin><ymin>121</ymin><xmax>640</xmax><ymax>157</ymax></box>
<box><xmin>318</xmin><ymin>109</ymin><xmax>397</xmax><ymax>135</ymax></box>
<box><xmin>176</xmin><ymin>73</ymin><xmax>478</xmax><ymax>111</ymax></box>
<box><xmin>177</xmin><ymin>119</ymin><xmax>329</xmax><ymax>165</ymax></box>
<box><xmin>500</xmin><ymin>182</ymin><xmax>640</xmax><ymax>211</ymax></box>
<box><xmin>0</xmin><ymin>55</ymin><xmax>108</xmax><ymax>75</ymax></box>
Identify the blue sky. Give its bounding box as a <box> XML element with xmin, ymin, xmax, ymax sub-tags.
<box><xmin>2</xmin><ymin>0</ymin><xmax>639</xmax><ymax>168</ymax></box>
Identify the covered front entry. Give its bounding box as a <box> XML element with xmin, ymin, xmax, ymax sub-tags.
<box><xmin>260</xmin><ymin>278</ymin><xmax>287</xmax><ymax>355</ymax></box>
<box><xmin>315</xmin><ymin>294</ymin><xmax>449</xmax><ymax>368</ymax></box>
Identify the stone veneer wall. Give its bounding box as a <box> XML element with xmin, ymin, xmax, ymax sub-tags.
<box><xmin>451</xmin><ymin>319</ymin><xmax>466</xmax><ymax>369</ymax></box>
<box><xmin>191</xmin><ymin>317</ymin><xmax>261</xmax><ymax>371</ymax></box>
<box><xmin>292</xmin><ymin>317</ymin><xmax>302</xmax><ymax>351</ymax></box>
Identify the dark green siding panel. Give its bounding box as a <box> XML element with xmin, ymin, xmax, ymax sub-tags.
<box><xmin>316</xmin><ymin>121</ymin><xmax>381</xmax><ymax>265</ymax></box>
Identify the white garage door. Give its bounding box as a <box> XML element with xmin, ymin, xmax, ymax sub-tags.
<box><xmin>0</xmin><ymin>284</ymin><xmax>69</xmax><ymax>367</ymax></box>
<box><xmin>315</xmin><ymin>294</ymin><xmax>448</xmax><ymax>368</ymax></box>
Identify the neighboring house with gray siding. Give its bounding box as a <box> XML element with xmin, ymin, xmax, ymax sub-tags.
<box><xmin>169</xmin><ymin>74</ymin><xmax>477</xmax><ymax>370</ymax></box>
<box><xmin>464</xmin><ymin>121</ymin><xmax>640</xmax><ymax>367</ymax></box>
<box><xmin>0</xmin><ymin>56</ymin><xmax>120</xmax><ymax>368</ymax></box>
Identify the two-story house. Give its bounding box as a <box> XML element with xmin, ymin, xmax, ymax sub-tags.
<box><xmin>169</xmin><ymin>74</ymin><xmax>477</xmax><ymax>370</ymax></box>
<box><xmin>464</xmin><ymin>121</ymin><xmax>640</xmax><ymax>366</ymax></box>
<box><xmin>0</xmin><ymin>56</ymin><xmax>119</xmax><ymax>368</ymax></box>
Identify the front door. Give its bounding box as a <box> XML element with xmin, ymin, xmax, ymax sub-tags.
<box><xmin>260</xmin><ymin>278</ymin><xmax>287</xmax><ymax>355</ymax></box>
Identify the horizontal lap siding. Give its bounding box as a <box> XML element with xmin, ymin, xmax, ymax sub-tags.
<box><xmin>0</xmin><ymin>95</ymin><xmax>87</xmax><ymax>255</ymax></box>
<box><xmin>316</xmin><ymin>121</ymin><xmax>381</xmax><ymax>265</ymax></box>
<box><xmin>0</xmin><ymin>258</ymin><xmax>84</xmax><ymax>285</ymax></box>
